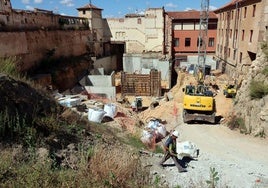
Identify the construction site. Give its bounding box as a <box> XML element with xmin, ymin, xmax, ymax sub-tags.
<box><xmin>0</xmin><ymin>0</ymin><xmax>268</xmax><ymax>187</ymax></box>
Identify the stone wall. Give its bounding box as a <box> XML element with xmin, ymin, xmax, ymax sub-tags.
<box><xmin>0</xmin><ymin>29</ymin><xmax>91</xmax><ymax>71</ymax></box>
<box><xmin>233</xmin><ymin>49</ymin><xmax>268</xmax><ymax>137</ymax></box>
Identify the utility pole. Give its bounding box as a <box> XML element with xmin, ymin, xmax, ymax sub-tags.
<box><xmin>197</xmin><ymin>0</ymin><xmax>209</xmax><ymax>83</ymax></box>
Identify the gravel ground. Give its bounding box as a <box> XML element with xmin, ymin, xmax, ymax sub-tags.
<box><xmin>141</xmin><ymin>124</ymin><xmax>268</xmax><ymax>188</ymax></box>
<box><xmin>135</xmin><ymin>74</ymin><xmax>268</xmax><ymax>188</ymax></box>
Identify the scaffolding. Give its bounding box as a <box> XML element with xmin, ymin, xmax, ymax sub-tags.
<box><xmin>197</xmin><ymin>0</ymin><xmax>209</xmax><ymax>80</ymax></box>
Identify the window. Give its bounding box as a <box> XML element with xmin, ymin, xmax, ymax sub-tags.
<box><xmin>242</xmin><ymin>30</ymin><xmax>245</xmax><ymax>41</ymax></box>
<box><xmin>83</xmin><ymin>10</ymin><xmax>86</xmax><ymax>15</ymax></box>
<box><xmin>239</xmin><ymin>52</ymin><xmax>243</xmax><ymax>63</ymax></box>
<box><xmin>244</xmin><ymin>7</ymin><xmax>247</xmax><ymax>18</ymax></box>
<box><xmin>237</xmin><ymin>9</ymin><xmax>240</xmax><ymax>20</ymax></box>
<box><xmin>228</xmin><ymin>48</ymin><xmax>230</xmax><ymax>57</ymax></box>
<box><xmin>208</xmin><ymin>22</ymin><xmax>217</xmax><ymax>29</ymax></box>
<box><xmin>137</xmin><ymin>18</ymin><xmax>141</xmax><ymax>24</ymax></box>
<box><xmin>250</xmin><ymin>30</ymin><xmax>253</xmax><ymax>42</ymax></box>
<box><xmin>233</xmin><ymin>49</ymin><xmax>236</xmax><ymax>60</ymax></box>
<box><xmin>208</xmin><ymin>38</ymin><xmax>214</xmax><ymax>47</ymax></box>
<box><xmin>230</xmin><ymin>29</ymin><xmax>232</xmax><ymax>38</ymax></box>
<box><xmin>185</xmin><ymin>38</ymin><xmax>191</xmax><ymax>47</ymax></box>
<box><xmin>235</xmin><ymin>29</ymin><xmax>238</xmax><ymax>40</ymax></box>
<box><xmin>174</xmin><ymin>38</ymin><xmax>179</xmax><ymax>47</ymax></box>
<box><xmin>231</xmin><ymin>11</ymin><xmax>234</xmax><ymax>19</ymax></box>
<box><xmin>252</xmin><ymin>5</ymin><xmax>256</xmax><ymax>17</ymax></box>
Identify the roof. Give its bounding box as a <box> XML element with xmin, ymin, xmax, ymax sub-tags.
<box><xmin>166</xmin><ymin>10</ymin><xmax>217</xmax><ymax>20</ymax></box>
<box><xmin>76</xmin><ymin>4</ymin><xmax>103</xmax><ymax>11</ymax></box>
<box><xmin>213</xmin><ymin>0</ymin><xmax>260</xmax><ymax>13</ymax></box>
<box><xmin>214</xmin><ymin>0</ymin><xmax>242</xmax><ymax>13</ymax></box>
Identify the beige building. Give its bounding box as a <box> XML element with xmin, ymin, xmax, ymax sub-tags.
<box><xmin>77</xmin><ymin>4</ymin><xmax>112</xmax><ymax>58</ymax></box>
<box><xmin>214</xmin><ymin>0</ymin><xmax>268</xmax><ymax>78</ymax></box>
<box><xmin>106</xmin><ymin>8</ymin><xmax>165</xmax><ymax>54</ymax></box>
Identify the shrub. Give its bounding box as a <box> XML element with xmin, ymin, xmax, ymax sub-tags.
<box><xmin>88</xmin><ymin>145</ymin><xmax>150</xmax><ymax>187</ymax></box>
<box><xmin>262</xmin><ymin>66</ymin><xmax>268</xmax><ymax>76</ymax></box>
<box><xmin>261</xmin><ymin>42</ymin><xmax>268</xmax><ymax>59</ymax></box>
<box><xmin>249</xmin><ymin>80</ymin><xmax>268</xmax><ymax>99</ymax></box>
<box><xmin>227</xmin><ymin>115</ymin><xmax>246</xmax><ymax>133</ymax></box>
<box><xmin>206</xmin><ymin>167</ymin><xmax>219</xmax><ymax>188</ymax></box>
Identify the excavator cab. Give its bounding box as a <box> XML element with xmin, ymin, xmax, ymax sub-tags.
<box><xmin>223</xmin><ymin>84</ymin><xmax>237</xmax><ymax>98</ymax></box>
<box><xmin>182</xmin><ymin>84</ymin><xmax>215</xmax><ymax>123</ymax></box>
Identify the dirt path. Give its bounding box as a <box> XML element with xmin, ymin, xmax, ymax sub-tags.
<box><xmin>138</xmin><ymin>74</ymin><xmax>268</xmax><ymax>187</ymax></box>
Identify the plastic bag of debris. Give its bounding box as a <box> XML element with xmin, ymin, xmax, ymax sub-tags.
<box><xmin>103</xmin><ymin>103</ymin><xmax>117</xmax><ymax>119</ymax></box>
<box><xmin>140</xmin><ymin>130</ymin><xmax>155</xmax><ymax>146</ymax></box>
<box><xmin>176</xmin><ymin>141</ymin><xmax>199</xmax><ymax>159</ymax></box>
<box><xmin>87</xmin><ymin>108</ymin><xmax>106</xmax><ymax>123</ymax></box>
<box><xmin>146</xmin><ymin>119</ymin><xmax>167</xmax><ymax>139</ymax></box>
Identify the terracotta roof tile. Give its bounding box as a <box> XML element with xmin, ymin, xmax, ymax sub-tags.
<box><xmin>214</xmin><ymin>0</ymin><xmax>244</xmax><ymax>12</ymax></box>
<box><xmin>166</xmin><ymin>10</ymin><xmax>217</xmax><ymax>20</ymax></box>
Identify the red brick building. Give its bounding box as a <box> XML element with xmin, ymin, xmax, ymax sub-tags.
<box><xmin>166</xmin><ymin>10</ymin><xmax>218</xmax><ymax>59</ymax></box>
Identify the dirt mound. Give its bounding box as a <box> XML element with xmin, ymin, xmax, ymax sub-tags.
<box><xmin>0</xmin><ymin>74</ymin><xmax>62</xmax><ymax>140</ymax></box>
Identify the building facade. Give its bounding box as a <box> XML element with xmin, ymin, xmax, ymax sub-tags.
<box><xmin>165</xmin><ymin>10</ymin><xmax>218</xmax><ymax>74</ymax></box>
<box><xmin>214</xmin><ymin>0</ymin><xmax>268</xmax><ymax>78</ymax></box>
<box><xmin>77</xmin><ymin>4</ymin><xmax>112</xmax><ymax>58</ymax></box>
<box><xmin>167</xmin><ymin>10</ymin><xmax>218</xmax><ymax>56</ymax></box>
<box><xmin>106</xmin><ymin>8</ymin><xmax>165</xmax><ymax>54</ymax></box>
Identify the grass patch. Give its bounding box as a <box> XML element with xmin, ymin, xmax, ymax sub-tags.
<box><xmin>0</xmin><ymin>57</ymin><xmax>19</xmax><ymax>76</ymax></box>
<box><xmin>249</xmin><ymin>80</ymin><xmax>268</xmax><ymax>99</ymax></box>
<box><xmin>88</xmin><ymin>145</ymin><xmax>150</xmax><ymax>187</ymax></box>
<box><xmin>125</xmin><ymin>133</ymin><xmax>146</xmax><ymax>149</ymax></box>
<box><xmin>262</xmin><ymin>66</ymin><xmax>268</xmax><ymax>76</ymax></box>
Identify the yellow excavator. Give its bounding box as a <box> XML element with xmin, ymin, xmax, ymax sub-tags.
<box><xmin>181</xmin><ymin>0</ymin><xmax>216</xmax><ymax>124</ymax></box>
<box><xmin>223</xmin><ymin>84</ymin><xmax>237</xmax><ymax>98</ymax></box>
<box><xmin>182</xmin><ymin>84</ymin><xmax>216</xmax><ymax>123</ymax></box>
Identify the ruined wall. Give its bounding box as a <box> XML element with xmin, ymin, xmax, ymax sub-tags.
<box><xmin>233</xmin><ymin>48</ymin><xmax>268</xmax><ymax>137</ymax></box>
<box><xmin>0</xmin><ymin>29</ymin><xmax>91</xmax><ymax>71</ymax></box>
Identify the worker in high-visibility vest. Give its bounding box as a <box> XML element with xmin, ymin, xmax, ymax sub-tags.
<box><xmin>158</xmin><ymin>130</ymin><xmax>187</xmax><ymax>173</ymax></box>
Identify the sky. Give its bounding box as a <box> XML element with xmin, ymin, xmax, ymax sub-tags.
<box><xmin>11</xmin><ymin>0</ymin><xmax>231</xmax><ymax>18</ymax></box>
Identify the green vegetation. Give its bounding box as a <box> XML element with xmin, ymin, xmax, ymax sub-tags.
<box><xmin>0</xmin><ymin>57</ymin><xmax>20</xmax><ymax>77</ymax></box>
<box><xmin>153</xmin><ymin>175</ymin><xmax>161</xmax><ymax>188</ymax></box>
<box><xmin>227</xmin><ymin>115</ymin><xmax>247</xmax><ymax>134</ymax></box>
<box><xmin>206</xmin><ymin>167</ymin><xmax>220</xmax><ymax>188</ymax></box>
<box><xmin>262</xmin><ymin>66</ymin><xmax>268</xmax><ymax>76</ymax></box>
<box><xmin>0</xmin><ymin>57</ymin><xmax>152</xmax><ymax>187</ymax></box>
<box><xmin>125</xmin><ymin>133</ymin><xmax>146</xmax><ymax>149</ymax></box>
<box><xmin>261</xmin><ymin>41</ymin><xmax>268</xmax><ymax>59</ymax></box>
<box><xmin>249</xmin><ymin>80</ymin><xmax>268</xmax><ymax>99</ymax></box>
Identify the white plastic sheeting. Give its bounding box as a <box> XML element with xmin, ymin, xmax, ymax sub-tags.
<box><xmin>140</xmin><ymin>119</ymin><xmax>167</xmax><ymax>146</ymax></box>
<box><xmin>58</xmin><ymin>96</ymin><xmax>81</xmax><ymax>107</ymax></box>
<box><xmin>140</xmin><ymin>130</ymin><xmax>155</xmax><ymax>145</ymax></box>
<box><xmin>87</xmin><ymin>108</ymin><xmax>106</xmax><ymax>123</ymax></box>
<box><xmin>103</xmin><ymin>103</ymin><xmax>117</xmax><ymax>119</ymax></box>
<box><xmin>146</xmin><ymin>119</ymin><xmax>167</xmax><ymax>139</ymax></box>
<box><xmin>176</xmin><ymin>141</ymin><xmax>199</xmax><ymax>159</ymax></box>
